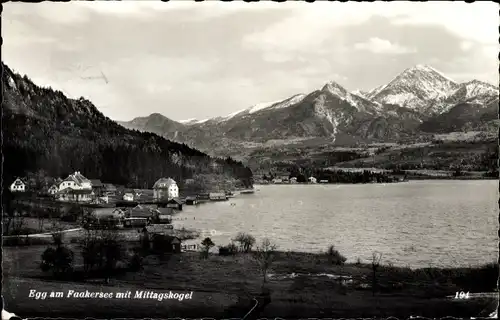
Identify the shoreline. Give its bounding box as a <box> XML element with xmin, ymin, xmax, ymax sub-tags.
<box><xmin>254</xmin><ymin>176</ymin><xmax>496</xmax><ymax>186</ymax></box>
<box><xmin>2</xmin><ymin>237</ymin><xmax>493</xmax><ymax>271</ymax></box>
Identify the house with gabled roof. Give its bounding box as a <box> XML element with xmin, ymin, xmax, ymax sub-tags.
<box><xmin>127</xmin><ymin>204</ymin><xmax>155</xmax><ymax>219</ymax></box>
<box><xmin>90</xmin><ymin>179</ymin><xmax>104</xmax><ymax>196</ymax></box>
<box><xmin>158</xmin><ymin>197</ymin><xmax>183</xmax><ymax>210</ymax></box>
<box><xmin>153</xmin><ymin>177</ymin><xmax>179</xmax><ymax>201</ymax></box>
<box><xmin>103</xmin><ymin>184</ymin><xmax>117</xmax><ymax>196</ymax></box>
<box><xmin>142</xmin><ymin>227</ymin><xmax>180</xmax><ymax>253</ymax></box>
<box><xmin>58</xmin><ymin>171</ymin><xmax>92</xmax><ymax>191</ymax></box>
<box><xmin>10</xmin><ymin>178</ymin><xmax>26</xmax><ymax>192</ymax></box>
<box><xmin>56</xmin><ymin>187</ymin><xmax>93</xmax><ymax>203</ymax></box>
<box><xmin>48</xmin><ymin>184</ymin><xmax>59</xmax><ymax>196</ymax></box>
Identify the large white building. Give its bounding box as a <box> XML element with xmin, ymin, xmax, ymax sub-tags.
<box><xmin>59</xmin><ymin>171</ymin><xmax>92</xmax><ymax>191</ymax></box>
<box><xmin>153</xmin><ymin>177</ymin><xmax>179</xmax><ymax>201</ymax></box>
<box><xmin>10</xmin><ymin>178</ymin><xmax>26</xmax><ymax>192</ymax></box>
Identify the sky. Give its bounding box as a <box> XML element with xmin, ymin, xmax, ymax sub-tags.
<box><xmin>3</xmin><ymin>1</ymin><xmax>499</xmax><ymax>122</ymax></box>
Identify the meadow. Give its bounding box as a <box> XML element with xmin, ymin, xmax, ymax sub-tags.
<box><xmin>3</xmin><ymin>243</ymin><xmax>497</xmax><ymax>318</ymax></box>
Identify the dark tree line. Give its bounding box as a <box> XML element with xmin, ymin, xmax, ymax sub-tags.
<box><xmin>2</xmin><ymin>63</ymin><xmax>253</xmax><ymax>193</ymax></box>
<box><xmin>264</xmin><ymin>166</ymin><xmax>399</xmax><ymax>184</ymax></box>
<box><xmin>311</xmin><ymin>169</ymin><xmax>399</xmax><ymax>183</ymax></box>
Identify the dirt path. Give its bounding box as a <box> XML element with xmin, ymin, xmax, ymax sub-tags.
<box><xmin>2</xmin><ymin>228</ymin><xmax>83</xmax><ymax>239</ymax></box>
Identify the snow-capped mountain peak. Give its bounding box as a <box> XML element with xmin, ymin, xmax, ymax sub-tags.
<box><xmin>434</xmin><ymin>79</ymin><xmax>500</xmax><ymax>113</ymax></box>
<box><xmin>322</xmin><ymin>80</ymin><xmax>348</xmax><ymax>94</ymax></box>
<box><xmin>268</xmin><ymin>93</ymin><xmax>307</xmax><ymax>111</ymax></box>
<box><xmin>247</xmin><ymin>101</ymin><xmax>281</xmax><ymax>114</ymax></box>
<box><xmin>320</xmin><ymin>81</ymin><xmax>383</xmax><ymax>114</ymax></box>
<box><xmin>178</xmin><ymin>118</ymin><xmax>197</xmax><ymax>124</ymax></box>
<box><xmin>217</xmin><ymin>93</ymin><xmax>307</xmax><ymax>122</ymax></box>
<box><xmin>351</xmin><ymin>89</ymin><xmax>369</xmax><ymax>98</ymax></box>
<box><xmin>410</xmin><ymin>64</ymin><xmax>457</xmax><ymax>83</ymax></box>
<box><xmin>461</xmin><ymin>79</ymin><xmax>499</xmax><ymax>97</ymax></box>
<box><xmin>368</xmin><ymin>64</ymin><xmax>460</xmax><ymax>112</ymax></box>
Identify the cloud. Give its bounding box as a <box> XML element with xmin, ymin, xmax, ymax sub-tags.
<box><xmin>3</xmin><ymin>1</ymin><xmax>498</xmax><ymax>121</ymax></box>
<box><xmin>242</xmin><ymin>2</ymin><xmax>496</xmax><ymax>59</ymax></box>
<box><xmin>354</xmin><ymin>37</ymin><xmax>416</xmax><ymax>54</ymax></box>
<box><xmin>75</xmin><ymin>0</ymin><xmax>284</xmax><ymax>21</ymax></box>
<box><xmin>241</xmin><ymin>3</ymin><xmax>365</xmax><ymax>58</ymax></box>
<box><xmin>390</xmin><ymin>2</ymin><xmax>498</xmax><ymax>46</ymax></box>
<box><xmin>459</xmin><ymin>41</ymin><xmax>474</xmax><ymax>52</ymax></box>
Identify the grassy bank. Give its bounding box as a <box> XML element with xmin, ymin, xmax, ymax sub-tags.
<box><xmin>3</xmin><ymin>246</ymin><xmax>497</xmax><ymax>318</ymax></box>
<box><xmin>3</xmin><ymin>226</ymin><xmax>200</xmax><ymax>247</ymax></box>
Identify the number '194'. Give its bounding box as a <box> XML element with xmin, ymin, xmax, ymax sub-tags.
<box><xmin>455</xmin><ymin>291</ymin><xmax>470</xmax><ymax>299</ymax></box>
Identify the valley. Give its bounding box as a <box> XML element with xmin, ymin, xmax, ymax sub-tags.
<box><xmin>119</xmin><ymin>64</ymin><xmax>499</xmax><ymax>174</ymax></box>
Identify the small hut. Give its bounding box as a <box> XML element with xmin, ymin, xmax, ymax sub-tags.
<box><xmin>209</xmin><ymin>192</ymin><xmax>227</xmax><ymax>201</ymax></box>
<box><xmin>142</xmin><ymin>225</ymin><xmax>180</xmax><ymax>254</ymax></box>
<box><xmin>158</xmin><ymin>198</ymin><xmax>183</xmax><ymax>211</ymax></box>
<box><xmin>185</xmin><ymin>196</ymin><xmax>198</xmax><ymax>205</ymax></box>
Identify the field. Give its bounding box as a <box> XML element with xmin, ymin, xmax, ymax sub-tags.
<box><xmin>3</xmin><ymin>245</ymin><xmax>497</xmax><ymax>318</ymax></box>
<box><xmin>247</xmin><ymin>135</ymin><xmax>497</xmax><ymax>176</ymax></box>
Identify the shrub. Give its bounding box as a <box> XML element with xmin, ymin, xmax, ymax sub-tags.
<box><xmin>52</xmin><ymin>232</ymin><xmax>64</xmax><ymax>247</ymax></box>
<box><xmin>219</xmin><ymin>246</ymin><xmax>230</xmax><ymax>256</ymax></box>
<box><xmin>227</xmin><ymin>242</ymin><xmax>238</xmax><ymax>254</ymax></box>
<box><xmin>128</xmin><ymin>253</ymin><xmax>144</xmax><ymax>272</ymax></box>
<box><xmin>327</xmin><ymin>245</ymin><xmax>347</xmax><ymax>265</ymax></box>
<box><xmin>219</xmin><ymin>242</ymin><xmax>238</xmax><ymax>256</ymax></box>
<box><xmin>40</xmin><ymin>246</ymin><xmax>74</xmax><ymax>277</ymax></box>
<box><xmin>151</xmin><ymin>235</ymin><xmax>174</xmax><ymax>253</ymax></box>
<box><xmin>80</xmin><ymin>230</ymin><xmax>126</xmax><ymax>277</ymax></box>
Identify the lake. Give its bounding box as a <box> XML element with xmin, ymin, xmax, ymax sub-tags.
<box><xmin>174</xmin><ymin>180</ymin><xmax>498</xmax><ymax>268</ymax></box>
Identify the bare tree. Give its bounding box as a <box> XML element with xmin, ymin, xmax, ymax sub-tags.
<box><xmin>254</xmin><ymin>238</ymin><xmax>278</xmax><ymax>289</ymax></box>
<box><xmin>371</xmin><ymin>251</ymin><xmax>383</xmax><ymax>296</ymax></box>
<box><xmin>233</xmin><ymin>232</ymin><xmax>256</xmax><ymax>253</ymax></box>
<box><xmin>10</xmin><ymin>211</ymin><xmax>27</xmax><ymax>236</ymax></box>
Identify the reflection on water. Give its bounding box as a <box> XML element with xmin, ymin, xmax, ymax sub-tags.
<box><xmin>174</xmin><ymin>180</ymin><xmax>498</xmax><ymax>268</ymax></box>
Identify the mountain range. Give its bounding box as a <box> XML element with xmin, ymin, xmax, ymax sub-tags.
<box><xmin>119</xmin><ymin>64</ymin><xmax>498</xmax><ymax>161</ymax></box>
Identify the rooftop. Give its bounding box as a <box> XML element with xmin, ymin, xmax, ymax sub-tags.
<box><xmin>90</xmin><ymin>179</ymin><xmax>103</xmax><ymax>187</ymax></box>
<box><xmin>153</xmin><ymin>177</ymin><xmax>177</xmax><ymax>189</ymax></box>
<box><xmin>12</xmin><ymin>178</ymin><xmax>24</xmax><ymax>185</ymax></box>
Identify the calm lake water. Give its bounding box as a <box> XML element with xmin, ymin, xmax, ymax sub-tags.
<box><xmin>175</xmin><ymin>180</ymin><xmax>498</xmax><ymax>268</ymax></box>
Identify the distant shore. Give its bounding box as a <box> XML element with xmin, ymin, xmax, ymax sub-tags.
<box><xmin>254</xmin><ymin>168</ymin><xmax>497</xmax><ymax>184</ymax></box>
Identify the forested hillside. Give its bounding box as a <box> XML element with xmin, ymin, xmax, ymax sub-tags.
<box><xmin>2</xmin><ymin>63</ymin><xmax>253</xmax><ymax>191</ymax></box>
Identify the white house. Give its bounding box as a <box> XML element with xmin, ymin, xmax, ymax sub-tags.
<box><xmin>123</xmin><ymin>193</ymin><xmax>135</xmax><ymax>202</ymax></box>
<box><xmin>48</xmin><ymin>184</ymin><xmax>59</xmax><ymax>196</ymax></box>
<box><xmin>308</xmin><ymin>176</ymin><xmax>317</xmax><ymax>184</ymax></box>
<box><xmin>56</xmin><ymin>188</ymin><xmax>94</xmax><ymax>203</ymax></box>
<box><xmin>59</xmin><ymin>171</ymin><xmax>92</xmax><ymax>191</ymax></box>
<box><xmin>153</xmin><ymin>177</ymin><xmax>179</xmax><ymax>201</ymax></box>
<box><xmin>10</xmin><ymin>178</ymin><xmax>25</xmax><ymax>192</ymax></box>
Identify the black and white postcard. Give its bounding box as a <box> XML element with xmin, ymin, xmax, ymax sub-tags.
<box><xmin>2</xmin><ymin>1</ymin><xmax>498</xmax><ymax>319</ymax></box>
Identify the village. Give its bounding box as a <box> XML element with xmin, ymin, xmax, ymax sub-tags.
<box><xmin>5</xmin><ymin>171</ymin><xmax>255</xmax><ymax>252</ymax></box>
